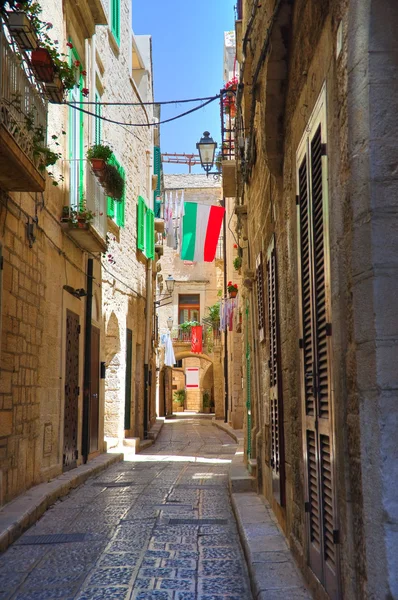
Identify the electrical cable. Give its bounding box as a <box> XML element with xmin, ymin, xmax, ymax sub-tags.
<box><xmin>67</xmin><ymin>95</ymin><xmax>219</xmax><ymax>107</ymax></box>
<box><xmin>66</xmin><ymin>95</ymin><xmax>220</xmax><ymax>128</ymax></box>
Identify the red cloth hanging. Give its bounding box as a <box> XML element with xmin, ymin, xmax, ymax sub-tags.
<box><xmin>191</xmin><ymin>325</ymin><xmax>203</xmax><ymax>354</ymax></box>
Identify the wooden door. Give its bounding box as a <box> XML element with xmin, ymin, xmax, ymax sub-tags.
<box><xmin>63</xmin><ymin>310</ymin><xmax>80</xmax><ymax>471</ymax></box>
<box><xmin>89</xmin><ymin>326</ymin><xmax>100</xmax><ymax>453</ymax></box>
<box><xmin>125</xmin><ymin>329</ymin><xmax>133</xmax><ymax>430</ymax></box>
<box><xmin>266</xmin><ymin>238</ymin><xmax>285</xmax><ymax>506</ymax></box>
<box><xmin>297</xmin><ymin>94</ymin><xmax>339</xmax><ymax>599</ymax></box>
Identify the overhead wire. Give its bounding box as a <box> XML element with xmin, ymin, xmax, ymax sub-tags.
<box><xmin>66</xmin><ymin>95</ymin><xmax>221</xmax><ymax>128</ymax></box>
<box><xmin>67</xmin><ymin>95</ymin><xmax>219</xmax><ymax>107</ymax></box>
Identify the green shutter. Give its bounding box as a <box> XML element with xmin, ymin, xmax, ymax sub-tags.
<box><xmin>153</xmin><ymin>146</ymin><xmax>161</xmax><ymax>217</ymax></box>
<box><xmin>137</xmin><ymin>196</ymin><xmax>145</xmax><ymax>251</ymax></box>
<box><xmin>146</xmin><ymin>208</ymin><xmax>154</xmax><ymax>259</ymax></box>
<box><xmin>107</xmin><ymin>197</ymin><xmax>115</xmax><ymax>218</ymax></box>
<box><xmin>111</xmin><ymin>0</ymin><xmax>120</xmax><ymax>45</ymax></box>
<box><xmin>106</xmin><ymin>155</ymin><xmax>125</xmax><ymax>226</ymax></box>
<box><xmin>116</xmin><ymin>166</ymin><xmax>125</xmax><ymax>227</ymax></box>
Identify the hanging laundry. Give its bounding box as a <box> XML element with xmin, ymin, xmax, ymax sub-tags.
<box><xmin>181</xmin><ymin>202</ymin><xmax>225</xmax><ymax>262</ymax></box>
<box><xmin>164</xmin><ymin>332</ymin><xmax>175</xmax><ymax>367</ymax></box>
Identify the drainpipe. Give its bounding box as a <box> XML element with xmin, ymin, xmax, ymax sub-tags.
<box><xmin>222</xmin><ymin>198</ymin><xmax>229</xmax><ymax>423</ymax></box>
<box><xmin>82</xmin><ymin>258</ymin><xmax>93</xmax><ymax>463</ymax></box>
<box><xmin>143</xmin><ymin>258</ymin><xmax>152</xmax><ymax>438</ymax></box>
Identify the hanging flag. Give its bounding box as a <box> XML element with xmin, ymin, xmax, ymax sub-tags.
<box><xmin>191</xmin><ymin>325</ymin><xmax>203</xmax><ymax>354</ymax></box>
<box><xmin>181</xmin><ymin>203</ymin><xmax>225</xmax><ymax>262</ymax></box>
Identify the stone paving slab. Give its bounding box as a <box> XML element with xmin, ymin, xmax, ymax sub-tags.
<box><xmin>0</xmin><ymin>415</ymin><xmax>253</xmax><ymax>600</ymax></box>
<box><xmin>0</xmin><ymin>452</ymin><xmax>123</xmax><ymax>553</ymax></box>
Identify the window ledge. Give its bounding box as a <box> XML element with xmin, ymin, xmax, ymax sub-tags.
<box><xmin>107</xmin><ymin>216</ymin><xmax>120</xmax><ymax>241</ymax></box>
<box><xmin>107</xmin><ymin>28</ymin><xmax>120</xmax><ymax>56</ymax></box>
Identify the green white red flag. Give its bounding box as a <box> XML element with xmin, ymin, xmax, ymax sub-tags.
<box><xmin>181</xmin><ymin>202</ymin><xmax>225</xmax><ymax>262</ymax></box>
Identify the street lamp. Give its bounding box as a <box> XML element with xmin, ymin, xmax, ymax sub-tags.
<box><xmin>167</xmin><ymin>316</ymin><xmax>173</xmax><ymax>331</ymax></box>
<box><xmin>165</xmin><ymin>274</ymin><xmax>175</xmax><ymax>294</ymax></box>
<box><xmin>154</xmin><ymin>275</ymin><xmax>175</xmax><ymax>308</ymax></box>
<box><xmin>196</xmin><ymin>131</ymin><xmax>217</xmax><ymax>175</ymax></box>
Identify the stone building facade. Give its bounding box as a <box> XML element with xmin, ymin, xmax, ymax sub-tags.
<box><xmin>233</xmin><ymin>0</ymin><xmax>398</xmax><ymax>598</ymax></box>
<box><xmin>156</xmin><ymin>174</ymin><xmax>225</xmax><ymax>419</ymax></box>
<box><xmin>0</xmin><ymin>0</ymin><xmax>158</xmax><ymax>505</ymax></box>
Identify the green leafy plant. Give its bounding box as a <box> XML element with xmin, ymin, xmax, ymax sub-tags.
<box><xmin>206</xmin><ymin>302</ymin><xmax>220</xmax><ymax>326</ymax></box>
<box><xmin>180</xmin><ymin>320</ymin><xmax>200</xmax><ymax>332</ymax></box>
<box><xmin>173</xmin><ymin>389</ymin><xmax>186</xmax><ymax>405</ymax></box>
<box><xmin>227</xmin><ymin>281</ymin><xmax>238</xmax><ymax>293</ymax></box>
<box><xmin>86</xmin><ymin>144</ymin><xmax>113</xmax><ymax>162</ymax></box>
<box><xmin>233</xmin><ymin>256</ymin><xmax>242</xmax><ymax>271</ymax></box>
<box><xmin>203</xmin><ymin>391</ymin><xmax>210</xmax><ymax>408</ymax></box>
<box><xmin>103</xmin><ymin>163</ymin><xmax>125</xmax><ymax>200</ymax></box>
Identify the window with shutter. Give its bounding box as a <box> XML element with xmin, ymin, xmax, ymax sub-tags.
<box><xmin>68</xmin><ymin>46</ymin><xmax>84</xmax><ymax>209</ymax></box>
<box><xmin>146</xmin><ymin>208</ymin><xmax>154</xmax><ymax>259</ymax></box>
<box><xmin>137</xmin><ymin>196</ymin><xmax>145</xmax><ymax>251</ymax></box>
<box><xmin>153</xmin><ymin>146</ymin><xmax>161</xmax><ymax>217</ymax></box>
<box><xmin>296</xmin><ymin>85</ymin><xmax>339</xmax><ymax>599</ymax></box>
<box><xmin>110</xmin><ymin>0</ymin><xmax>120</xmax><ymax>45</ymax></box>
<box><xmin>256</xmin><ymin>252</ymin><xmax>265</xmax><ymax>342</ymax></box>
<box><xmin>106</xmin><ymin>156</ymin><xmax>125</xmax><ymax>227</ymax></box>
<box><xmin>266</xmin><ymin>236</ymin><xmax>285</xmax><ymax>506</ymax></box>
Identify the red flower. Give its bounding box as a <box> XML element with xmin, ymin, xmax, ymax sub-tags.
<box><xmin>81</xmin><ymin>70</ymin><xmax>87</xmax><ymax>76</ymax></box>
<box><xmin>233</xmin><ymin>243</ymin><xmax>238</xmax><ymax>249</ymax></box>
<box><xmin>74</xmin><ymin>60</ymin><xmax>80</xmax><ymax>67</ymax></box>
<box><xmin>66</xmin><ymin>42</ymin><xmax>73</xmax><ymax>48</ymax></box>
<box><xmin>99</xmin><ymin>212</ymin><xmax>103</xmax><ymax>216</ymax></box>
<box><xmin>82</xmin><ymin>88</ymin><xmax>89</xmax><ymax>97</ymax></box>
<box><xmin>46</xmin><ymin>22</ymin><xmax>53</xmax><ymax>29</ymax></box>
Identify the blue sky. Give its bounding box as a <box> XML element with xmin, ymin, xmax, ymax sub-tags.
<box><xmin>132</xmin><ymin>0</ymin><xmax>236</xmax><ymax>174</ymax></box>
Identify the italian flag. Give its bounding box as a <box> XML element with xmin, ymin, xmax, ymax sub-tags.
<box><xmin>181</xmin><ymin>202</ymin><xmax>225</xmax><ymax>262</ymax></box>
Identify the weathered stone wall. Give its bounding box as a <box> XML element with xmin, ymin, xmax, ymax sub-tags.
<box><xmin>239</xmin><ymin>0</ymin><xmax>398</xmax><ymax>597</ymax></box>
<box><xmin>96</xmin><ymin>6</ymin><xmax>155</xmax><ymax>447</ymax></box>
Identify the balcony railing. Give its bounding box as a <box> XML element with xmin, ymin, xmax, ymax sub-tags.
<box><xmin>172</xmin><ymin>326</ymin><xmax>192</xmax><ymax>343</ymax></box>
<box><xmin>0</xmin><ymin>29</ymin><xmax>47</xmax><ymax>191</ymax></box>
<box><xmin>61</xmin><ymin>160</ymin><xmax>107</xmax><ymax>252</ymax></box>
<box><xmin>85</xmin><ymin>162</ymin><xmax>107</xmax><ymax>241</ymax></box>
<box><xmin>171</xmin><ymin>323</ymin><xmax>221</xmax><ymax>351</ymax></box>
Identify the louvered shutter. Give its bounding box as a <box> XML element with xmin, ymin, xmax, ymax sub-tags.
<box><xmin>297</xmin><ymin>98</ymin><xmax>339</xmax><ymax>599</ymax></box>
<box><xmin>256</xmin><ymin>252</ymin><xmax>265</xmax><ymax>342</ymax></box>
<box><xmin>153</xmin><ymin>146</ymin><xmax>161</xmax><ymax>217</ymax></box>
<box><xmin>146</xmin><ymin>208</ymin><xmax>154</xmax><ymax>259</ymax></box>
<box><xmin>116</xmin><ymin>166</ymin><xmax>125</xmax><ymax>228</ymax></box>
<box><xmin>267</xmin><ymin>237</ymin><xmax>285</xmax><ymax>506</ymax></box>
<box><xmin>137</xmin><ymin>196</ymin><xmax>145</xmax><ymax>251</ymax></box>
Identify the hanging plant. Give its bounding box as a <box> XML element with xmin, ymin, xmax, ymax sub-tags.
<box><xmin>87</xmin><ymin>144</ymin><xmax>113</xmax><ymax>173</ymax></box>
<box><xmin>102</xmin><ymin>164</ymin><xmax>125</xmax><ymax>200</ymax></box>
<box><xmin>233</xmin><ymin>256</ymin><xmax>242</xmax><ymax>271</ymax></box>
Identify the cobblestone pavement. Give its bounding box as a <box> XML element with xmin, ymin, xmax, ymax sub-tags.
<box><xmin>0</xmin><ymin>415</ymin><xmax>252</xmax><ymax>600</ymax></box>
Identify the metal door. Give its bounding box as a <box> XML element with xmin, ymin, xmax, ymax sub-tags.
<box><xmin>63</xmin><ymin>310</ymin><xmax>80</xmax><ymax>471</ymax></box>
<box><xmin>89</xmin><ymin>326</ymin><xmax>100</xmax><ymax>453</ymax></box>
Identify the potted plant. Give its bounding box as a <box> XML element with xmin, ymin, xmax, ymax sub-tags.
<box><xmin>87</xmin><ymin>144</ymin><xmax>113</xmax><ymax>173</ymax></box>
<box><xmin>103</xmin><ymin>163</ymin><xmax>125</xmax><ymax>200</ymax></box>
<box><xmin>6</xmin><ymin>10</ymin><xmax>39</xmax><ymax>50</ymax></box>
<box><xmin>173</xmin><ymin>389</ymin><xmax>185</xmax><ymax>413</ymax></box>
<box><xmin>60</xmin><ymin>203</ymin><xmax>96</xmax><ymax>229</ymax></box>
<box><xmin>202</xmin><ymin>391</ymin><xmax>210</xmax><ymax>414</ymax></box>
<box><xmin>233</xmin><ymin>256</ymin><xmax>242</xmax><ymax>271</ymax></box>
<box><xmin>227</xmin><ymin>281</ymin><xmax>238</xmax><ymax>298</ymax></box>
<box><xmin>30</xmin><ymin>47</ymin><xmax>54</xmax><ymax>82</ymax></box>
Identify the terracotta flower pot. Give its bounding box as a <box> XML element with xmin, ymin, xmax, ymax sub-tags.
<box><xmin>90</xmin><ymin>158</ymin><xmax>106</xmax><ymax>173</ymax></box>
<box><xmin>229</xmin><ymin>290</ymin><xmax>237</xmax><ymax>298</ymax></box>
<box><xmin>30</xmin><ymin>48</ymin><xmax>54</xmax><ymax>83</ymax></box>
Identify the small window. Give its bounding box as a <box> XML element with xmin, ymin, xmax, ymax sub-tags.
<box><xmin>110</xmin><ymin>0</ymin><xmax>121</xmax><ymax>45</ymax></box>
<box><xmin>179</xmin><ymin>294</ymin><xmax>200</xmax><ymax>324</ymax></box>
<box><xmin>94</xmin><ymin>91</ymin><xmax>102</xmax><ymax>145</ymax></box>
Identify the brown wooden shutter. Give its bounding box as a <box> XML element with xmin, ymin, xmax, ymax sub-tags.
<box><xmin>256</xmin><ymin>252</ymin><xmax>265</xmax><ymax>342</ymax></box>
<box><xmin>297</xmin><ymin>113</ymin><xmax>339</xmax><ymax>598</ymax></box>
<box><xmin>267</xmin><ymin>236</ymin><xmax>285</xmax><ymax>506</ymax></box>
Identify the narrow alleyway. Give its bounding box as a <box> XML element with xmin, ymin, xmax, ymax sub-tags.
<box><xmin>0</xmin><ymin>416</ymin><xmax>252</xmax><ymax>600</ymax></box>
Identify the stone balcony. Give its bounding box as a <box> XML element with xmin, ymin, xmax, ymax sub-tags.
<box><xmin>0</xmin><ymin>30</ymin><xmax>47</xmax><ymax>192</ymax></box>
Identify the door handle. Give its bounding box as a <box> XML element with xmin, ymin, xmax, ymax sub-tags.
<box><xmin>92</xmin><ymin>393</ymin><xmax>98</xmax><ymax>398</ymax></box>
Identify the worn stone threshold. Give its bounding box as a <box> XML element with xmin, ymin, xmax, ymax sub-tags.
<box><xmin>123</xmin><ymin>418</ymin><xmax>164</xmax><ymax>453</ymax></box>
<box><xmin>0</xmin><ymin>452</ymin><xmax>123</xmax><ymax>553</ymax></box>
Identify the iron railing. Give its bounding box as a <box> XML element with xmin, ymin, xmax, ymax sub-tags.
<box><xmin>0</xmin><ymin>29</ymin><xmax>47</xmax><ymax>166</ymax></box>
